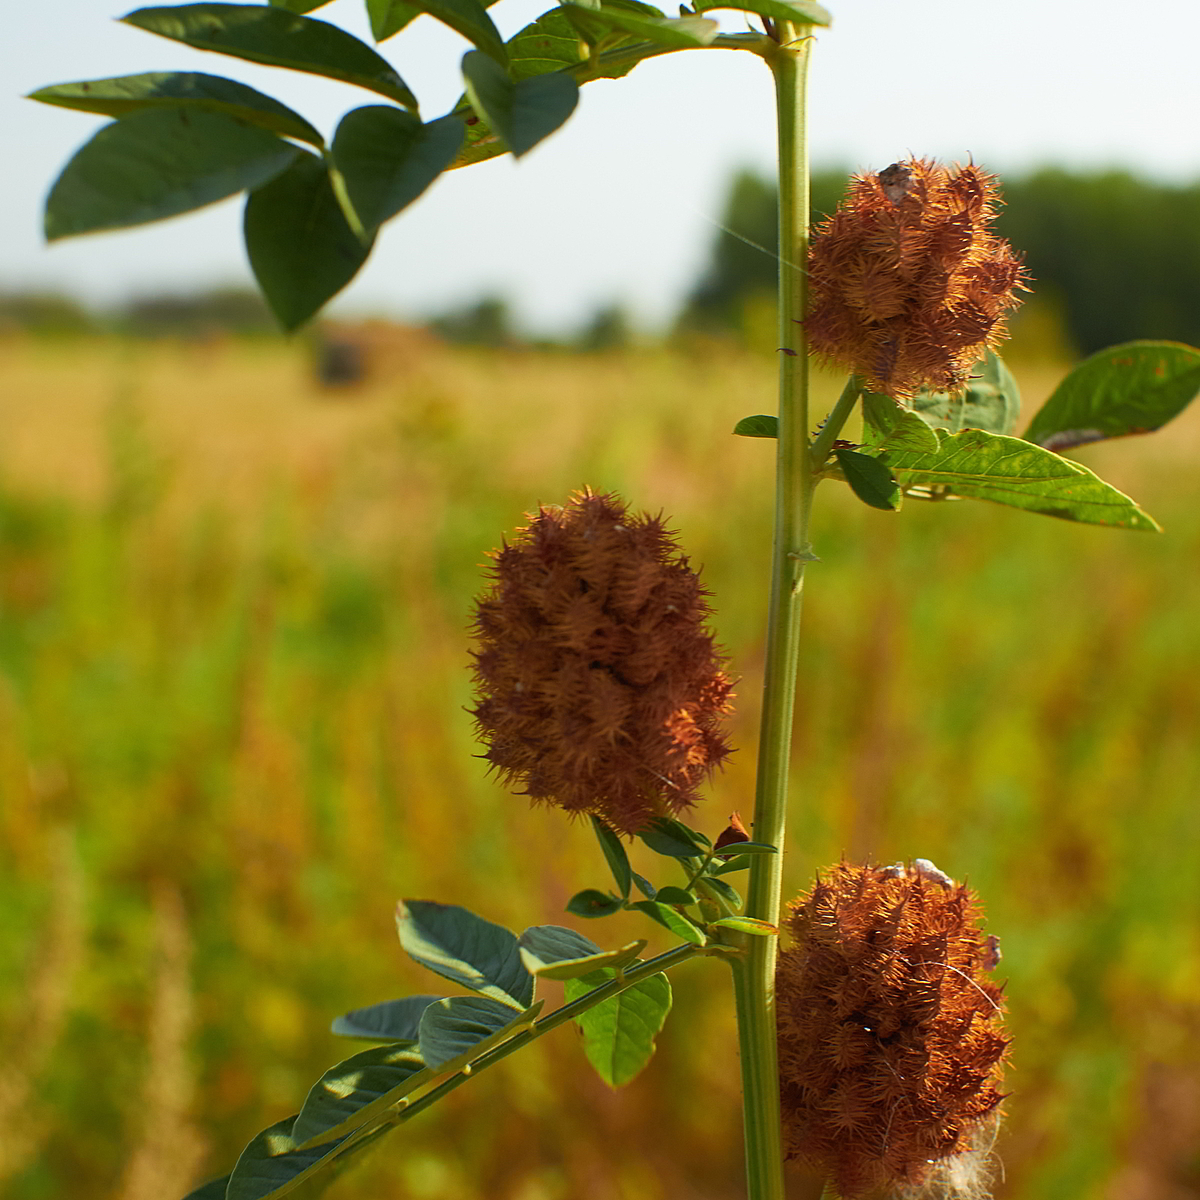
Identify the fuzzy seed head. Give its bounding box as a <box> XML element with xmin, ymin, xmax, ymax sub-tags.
<box><xmin>469</xmin><ymin>490</ymin><xmax>734</xmax><ymax>835</ymax></box>
<box><xmin>806</xmin><ymin>158</ymin><xmax>1029</xmax><ymax>401</ymax></box>
<box><xmin>776</xmin><ymin>861</ymin><xmax>1008</xmax><ymax>1198</ymax></box>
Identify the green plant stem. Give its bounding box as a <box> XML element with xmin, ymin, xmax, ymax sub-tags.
<box><xmin>728</xmin><ymin>22</ymin><xmax>815</xmax><ymax>1200</ymax></box>
<box><xmin>809</xmin><ymin>375</ymin><xmax>864</xmax><ymax>468</ymax></box>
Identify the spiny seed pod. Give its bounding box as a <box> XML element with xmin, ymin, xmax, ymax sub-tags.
<box><xmin>806</xmin><ymin>158</ymin><xmax>1029</xmax><ymax>400</ymax></box>
<box><xmin>776</xmin><ymin>861</ymin><xmax>1008</xmax><ymax>1199</ymax></box>
<box><xmin>469</xmin><ymin>489</ymin><xmax>734</xmax><ymax>835</ymax></box>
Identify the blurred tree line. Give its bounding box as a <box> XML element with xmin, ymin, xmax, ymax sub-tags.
<box><xmin>677</xmin><ymin>167</ymin><xmax>1200</xmax><ymax>357</ymax></box>
<box><xmin>5</xmin><ymin>167</ymin><xmax>1199</xmax><ymax>354</ymax></box>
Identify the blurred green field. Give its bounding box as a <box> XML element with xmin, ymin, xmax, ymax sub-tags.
<box><xmin>1</xmin><ymin>333</ymin><xmax>1199</xmax><ymax>1200</ymax></box>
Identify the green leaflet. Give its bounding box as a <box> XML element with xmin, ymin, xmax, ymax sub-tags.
<box><xmin>834</xmin><ymin>447</ymin><xmax>901</xmax><ymax>511</ymax></box>
<box><xmin>911</xmin><ymin>350</ymin><xmax>1022</xmax><ymax>437</ymax></box>
<box><xmin>591</xmin><ymin>816</ymin><xmax>632</xmax><ymax>898</ymax></box>
<box><xmin>461</xmin><ymin>50</ymin><xmax>579</xmax><ymax>158</ymax></box>
<box><xmin>394</xmin><ymin>900</ymin><xmax>534</xmax><ymax>1009</ymax></box>
<box><xmin>45</xmin><ymin>108</ymin><xmax>301</xmax><ymax>241</ymax></box>
<box><xmin>518</xmin><ymin>925</ymin><xmax>648</xmax><ymax>980</ymax></box>
<box><xmin>1024</xmin><ymin>340</ymin><xmax>1200</xmax><ymax>451</ymax></box>
<box><xmin>28</xmin><ymin>71</ymin><xmax>324</xmax><ymax>147</ymax></box>
<box><xmin>627</xmin><ymin>900</ymin><xmax>707</xmax><ymax>945</ymax></box>
<box><xmin>692</xmin><ymin>0</ymin><xmax>830</xmax><ymax>25</ymax></box>
<box><xmin>560</xmin><ymin>2</ymin><xmax>718</xmax><ymax>49</ymax></box>
<box><xmin>291</xmin><ymin>1044</ymin><xmax>426</xmax><ymax>1146</ymax></box>
<box><xmin>330</xmin><ymin>994</ymin><xmax>443</xmax><ymax>1042</ymax></box>
<box><xmin>268</xmin><ymin>0</ymin><xmax>336</xmax><ymax>12</ymax></box>
<box><xmin>417</xmin><ymin>995</ymin><xmax>541</xmax><ymax>1069</ymax></box>
<box><xmin>331</xmin><ymin>107</ymin><xmax>463</xmax><ymax>230</ymax></box>
<box><xmin>879</xmin><ymin>427</ymin><xmax>1160</xmax><ymax>530</ymax></box>
<box><xmin>637</xmin><ymin>816</ymin><xmax>707</xmax><ymax>859</ymax></box>
<box><xmin>225</xmin><ymin>1114</ymin><xmax>350</xmax><ymax>1200</ymax></box>
<box><xmin>123</xmin><ymin>4</ymin><xmax>418</xmax><ymax>109</ymax></box>
<box><xmin>566</xmin><ymin>888</ymin><xmax>626</xmax><ymax>918</ymax></box>
<box><xmin>565</xmin><ymin>968</ymin><xmax>673</xmax><ymax>1087</ymax></box>
<box><xmin>733</xmin><ymin>413</ymin><xmax>778</xmax><ymax>438</ymax></box>
<box><xmin>861</xmin><ymin>391</ymin><xmax>942</xmax><ymax>454</ymax></box>
<box><xmin>243</xmin><ymin>153</ymin><xmax>375</xmax><ymax>333</ymax></box>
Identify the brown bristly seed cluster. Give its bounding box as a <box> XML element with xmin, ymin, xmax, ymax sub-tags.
<box><xmin>776</xmin><ymin>861</ymin><xmax>1008</xmax><ymax>1199</ymax></box>
<box><xmin>469</xmin><ymin>490</ymin><xmax>733</xmax><ymax>836</ymax></box>
<box><xmin>806</xmin><ymin>157</ymin><xmax>1029</xmax><ymax>400</ymax></box>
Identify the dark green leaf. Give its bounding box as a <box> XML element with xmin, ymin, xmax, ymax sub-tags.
<box><xmin>243</xmin><ymin>152</ymin><xmax>374</xmax><ymax>333</ymax></box>
<box><xmin>461</xmin><ymin>50</ymin><xmax>578</xmax><ymax>158</ymax></box>
<box><xmin>123</xmin><ymin>4</ymin><xmax>417</xmax><ymax>108</ymax></box>
<box><xmin>733</xmin><ymin>413</ymin><xmax>778</xmax><ymax>438</ymax></box>
<box><xmin>269</xmin><ymin>0</ymin><xmax>336</xmax><ymax>12</ymax></box>
<box><xmin>225</xmin><ymin>1115</ymin><xmax>345</xmax><ymax>1200</ymax></box>
<box><xmin>879</xmin><ymin>428</ymin><xmax>1160</xmax><ymax>530</ymax></box>
<box><xmin>711</xmin><ymin>916</ymin><xmax>777</xmax><ymax>936</ymax></box>
<box><xmin>628</xmin><ymin>900</ymin><xmax>706</xmax><ymax>945</ymax></box>
<box><xmin>519</xmin><ymin>928</ymin><xmax>647</xmax><ymax>980</ymax></box>
<box><xmin>637</xmin><ymin>817</ymin><xmax>704</xmax><ymax>859</ymax></box>
<box><xmin>182</xmin><ymin>1176</ymin><xmax>232</xmax><ymax>1200</ymax></box>
<box><xmin>291</xmin><ymin>1044</ymin><xmax>425</xmax><ymax>1147</ymax></box>
<box><xmin>330</xmin><ymin>995</ymin><xmax>442</xmax><ymax>1042</ymax></box>
<box><xmin>566</xmin><ymin>888</ymin><xmax>625</xmax><ymax>918</ymax></box>
<box><xmin>45</xmin><ymin>108</ymin><xmax>300</xmax><ymax>242</ymax></box>
<box><xmin>331</xmin><ymin>108</ymin><xmax>461</xmax><ymax>230</ymax></box>
<box><xmin>631</xmin><ymin>872</ymin><xmax>657</xmax><ymax>899</ymax></box>
<box><xmin>911</xmin><ymin>351</ymin><xmax>1021</xmax><ymax>436</ymax></box>
<box><xmin>565</xmin><ymin>968</ymin><xmax>672</xmax><ymax>1087</ymax></box>
<box><xmin>394</xmin><ymin>900</ymin><xmax>534</xmax><ymax>1009</ymax></box>
<box><xmin>698</xmin><ymin>874</ymin><xmax>742</xmax><ymax>908</ymax></box>
<box><xmin>1024</xmin><ymin>340</ymin><xmax>1200</xmax><ymax>451</ymax></box>
<box><xmin>29</xmin><ymin>72</ymin><xmax>323</xmax><ymax>147</ymax></box>
<box><xmin>651</xmin><ymin>885</ymin><xmax>696</xmax><ymax>906</ymax></box>
<box><xmin>518</xmin><ymin>924</ymin><xmax>601</xmax><ymax>965</ymax></box>
<box><xmin>367</xmin><ymin>0</ymin><xmax>417</xmax><ymax>41</ymax></box>
<box><xmin>711</xmin><ymin>854</ymin><xmax>751</xmax><ymax>874</ymax></box>
<box><xmin>561</xmin><ymin>2</ymin><xmax>717</xmax><ymax>49</ymax></box>
<box><xmin>834</xmin><ymin>447</ymin><xmax>902</xmax><ymax>511</ymax></box>
<box><xmin>715</xmin><ymin>840</ymin><xmax>776</xmax><ymax>856</ymax></box>
<box><xmin>417</xmin><ymin>995</ymin><xmax>540</xmax><ymax>1070</ymax></box>
<box><xmin>692</xmin><ymin>0</ymin><xmax>830</xmax><ymax>24</ymax></box>
<box><xmin>591</xmin><ymin>816</ymin><xmax>632</xmax><ymax>899</ymax></box>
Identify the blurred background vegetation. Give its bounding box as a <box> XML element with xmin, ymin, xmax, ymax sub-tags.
<box><xmin>2</xmin><ymin>166</ymin><xmax>1200</xmax><ymax>1200</ymax></box>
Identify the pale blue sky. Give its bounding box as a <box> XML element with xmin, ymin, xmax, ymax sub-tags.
<box><xmin>4</xmin><ymin>0</ymin><xmax>1198</xmax><ymax>332</ymax></box>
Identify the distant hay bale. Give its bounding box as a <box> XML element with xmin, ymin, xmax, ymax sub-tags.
<box><xmin>311</xmin><ymin>320</ymin><xmax>438</xmax><ymax>391</ymax></box>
